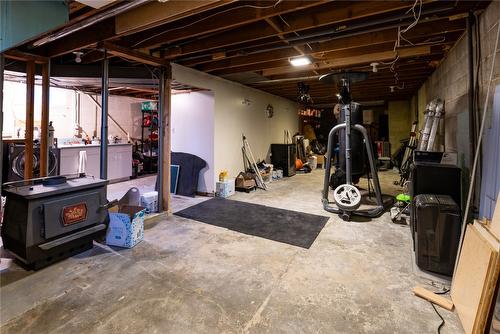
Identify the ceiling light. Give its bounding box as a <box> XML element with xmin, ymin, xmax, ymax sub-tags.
<box><xmin>73</xmin><ymin>51</ymin><xmax>83</xmax><ymax>63</ymax></box>
<box><xmin>289</xmin><ymin>56</ymin><xmax>311</xmax><ymax>67</ymax></box>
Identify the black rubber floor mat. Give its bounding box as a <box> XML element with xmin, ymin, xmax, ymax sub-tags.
<box><xmin>175</xmin><ymin>198</ymin><xmax>329</xmax><ymax>248</ymax></box>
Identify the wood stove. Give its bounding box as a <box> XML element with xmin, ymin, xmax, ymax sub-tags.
<box><xmin>1</xmin><ymin>176</ymin><xmax>110</xmax><ymax>269</ymax></box>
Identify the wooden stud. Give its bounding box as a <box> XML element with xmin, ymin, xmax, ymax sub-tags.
<box><xmin>25</xmin><ymin>61</ymin><xmax>35</xmax><ymax>180</ymax></box>
<box><xmin>40</xmin><ymin>62</ymin><xmax>50</xmax><ymax>177</ymax></box>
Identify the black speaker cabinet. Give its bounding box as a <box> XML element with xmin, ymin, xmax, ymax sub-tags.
<box><xmin>414</xmin><ymin>194</ymin><xmax>461</xmax><ymax>276</ymax></box>
<box><xmin>271</xmin><ymin>144</ymin><xmax>296</xmax><ymax>177</ymax></box>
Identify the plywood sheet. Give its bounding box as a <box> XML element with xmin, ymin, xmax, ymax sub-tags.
<box><xmin>451</xmin><ymin>223</ymin><xmax>500</xmax><ymax>334</ymax></box>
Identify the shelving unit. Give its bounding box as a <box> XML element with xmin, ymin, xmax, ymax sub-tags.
<box><xmin>140</xmin><ymin>102</ymin><xmax>159</xmax><ymax>174</ymax></box>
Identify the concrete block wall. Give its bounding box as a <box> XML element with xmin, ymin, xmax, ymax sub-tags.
<box><xmin>413</xmin><ymin>1</ymin><xmax>499</xmax><ymax>171</ymax></box>
<box><xmin>412</xmin><ymin>0</ymin><xmax>499</xmax><ymax>211</ymax></box>
<box><xmin>388</xmin><ymin>100</ymin><xmax>411</xmax><ymax>155</ymax></box>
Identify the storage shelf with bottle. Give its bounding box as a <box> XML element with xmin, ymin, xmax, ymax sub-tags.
<box><xmin>298</xmin><ymin>107</ymin><xmax>322</xmax><ymax>133</ymax></box>
<box><xmin>140</xmin><ymin>101</ymin><xmax>159</xmax><ymax>174</ymax></box>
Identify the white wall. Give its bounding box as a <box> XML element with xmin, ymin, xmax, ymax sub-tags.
<box><xmin>79</xmin><ymin>93</ymin><xmax>146</xmax><ymax>141</ymax></box>
<box><xmin>2</xmin><ymin>81</ymin><xmax>77</xmax><ymax>139</ymax></box>
<box><xmin>171</xmin><ymin>63</ymin><xmax>299</xmax><ymax>188</ymax></box>
<box><xmin>171</xmin><ymin>91</ymin><xmax>215</xmax><ymax>193</ymax></box>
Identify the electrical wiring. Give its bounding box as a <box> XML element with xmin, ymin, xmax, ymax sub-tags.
<box><xmin>428</xmin><ymin>287</ymin><xmax>450</xmax><ymax>334</ymax></box>
<box><xmin>131</xmin><ymin>0</ymin><xmax>283</xmax><ymax>48</ymax></box>
<box><xmin>382</xmin><ymin>0</ymin><xmax>422</xmax><ymax>88</ymax></box>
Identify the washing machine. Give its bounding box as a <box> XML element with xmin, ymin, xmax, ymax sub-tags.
<box><xmin>3</xmin><ymin>143</ymin><xmax>60</xmax><ymax>182</ymax></box>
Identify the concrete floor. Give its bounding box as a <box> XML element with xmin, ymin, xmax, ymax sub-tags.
<box><xmin>0</xmin><ymin>169</ymin><xmax>462</xmax><ymax>333</ymax></box>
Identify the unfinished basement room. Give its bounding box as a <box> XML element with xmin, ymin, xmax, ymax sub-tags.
<box><xmin>1</xmin><ymin>1</ymin><xmax>500</xmax><ymax>333</ymax></box>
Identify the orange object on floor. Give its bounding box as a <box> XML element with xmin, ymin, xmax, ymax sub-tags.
<box><xmin>295</xmin><ymin>159</ymin><xmax>304</xmax><ymax>170</ymax></box>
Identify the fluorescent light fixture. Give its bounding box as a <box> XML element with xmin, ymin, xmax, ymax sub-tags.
<box><xmin>289</xmin><ymin>56</ymin><xmax>311</xmax><ymax>66</ymax></box>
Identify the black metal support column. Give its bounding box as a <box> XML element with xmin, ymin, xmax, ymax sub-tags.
<box><xmin>467</xmin><ymin>12</ymin><xmax>476</xmax><ymax>169</ymax></box>
<box><xmin>100</xmin><ymin>51</ymin><xmax>109</xmax><ymax>180</ymax></box>
<box><xmin>157</xmin><ymin>67</ymin><xmax>166</xmax><ymax>212</ymax></box>
<box><xmin>0</xmin><ymin>54</ymin><xmax>4</xmax><ymax>188</ymax></box>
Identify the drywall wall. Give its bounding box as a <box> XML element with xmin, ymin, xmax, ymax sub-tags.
<box><xmin>79</xmin><ymin>93</ymin><xmax>145</xmax><ymax>141</ymax></box>
<box><xmin>388</xmin><ymin>100</ymin><xmax>411</xmax><ymax>155</ymax></box>
<box><xmin>171</xmin><ymin>91</ymin><xmax>215</xmax><ymax>193</ymax></box>
<box><xmin>171</xmin><ymin>63</ymin><xmax>299</xmax><ymax>187</ymax></box>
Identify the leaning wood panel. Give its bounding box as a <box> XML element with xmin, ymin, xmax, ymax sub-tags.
<box><xmin>474</xmin><ymin>222</ymin><xmax>500</xmax><ymax>332</ymax></box>
<box><xmin>451</xmin><ymin>223</ymin><xmax>499</xmax><ymax>334</ymax></box>
<box><xmin>24</xmin><ymin>61</ymin><xmax>35</xmax><ymax>180</ymax></box>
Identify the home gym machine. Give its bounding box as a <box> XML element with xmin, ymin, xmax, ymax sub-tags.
<box><xmin>320</xmin><ymin>72</ymin><xmax>385</xmax><ymax>221</ymax></box>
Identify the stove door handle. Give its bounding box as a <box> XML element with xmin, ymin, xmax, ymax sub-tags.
<box><xmin>99</xmin><ymin>199</ymin><xmax>118</xmax><ymax>210</ymax></box>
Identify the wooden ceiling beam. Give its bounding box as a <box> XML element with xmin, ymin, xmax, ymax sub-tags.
<box><xmin>261</xmin><ymin>45</ymin><xmax>433</xmax><ymax>76</ymax></box>
<box><xmin>124</xmin><ymin>0</ymin><xmax>326</xmax><ymax>50</ymax></box>
<box><xmin>162</xmin><ymin>1</ymin><xmax>426</xmax><ymax>58</ymax></box>
<box><xmin>46</xmin><ymin>18</ymin><xmax>116</xmax><ymax>57</ymax></box>
<box><xmin>4</xmin><ymin>50</ymin><xmax>49</xmax><ymax>64</ymax></box>
<box><xmin>102</xmin><ymin>42</ymin><xmax>168</xmax><ymax>67</ymax></box>
<box><xmin>114</xmin><ymin>0</ymin><xmax>232</xmax><ymax>36</ymax></box>
<box><xmin>45</xmin><ymin>1</ymin><xmax>232</xmax><ymax>58</ymax></box>
<box><xmin>212</xmin><ymin>42</ymin><xmax>445</xmax><ymax>76</ymax></box>
<box><xmin>182</xmin><ymin>16</ymin><xmax>464</xmax><ymax>67</ymax></box>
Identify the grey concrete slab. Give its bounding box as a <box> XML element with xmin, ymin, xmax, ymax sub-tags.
<box><xmin>1</xmin><ymin>169</ymin><xmax>462</xmax><ymax>333</ymax></box>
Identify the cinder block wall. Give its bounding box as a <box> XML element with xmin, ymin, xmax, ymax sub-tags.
<box><xmin>413</xmin><ymin>2</ymin><xmax>499</xmax><ymax>167</ymax></box>
<box><xmin>388</xmin><ymin>100</ymin><xmax>411</xmax><ymax>155</ymax></box>
<box><xmin>412</xmin><ymin>0</ymin><xmax>500</xmax><ymax>209</ymax></box>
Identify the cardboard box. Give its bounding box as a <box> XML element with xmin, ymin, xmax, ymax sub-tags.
<box><xmin>106</xmin><ymin>205</ymin><xmax>146</xmax><ymax>248</ymax></box>
<box><xmin>216</xmin><ymin>179</ymin><xmax>235</xmax><ymax>198</ymax></box>
<box><xmin>316</xmin><ymin>155</ymin><xmax>325</xmax><ymax>168</ymax></box>
<box><xmin>236</xmin><ymin>173</ymin><xmax>256</xmax><ymax>188</ymax></box>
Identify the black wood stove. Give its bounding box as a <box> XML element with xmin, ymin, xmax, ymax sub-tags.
<box><xmin>1</xmin><ymin>176</ymin><xmax>110</xmax><ymax>269</ymax></box>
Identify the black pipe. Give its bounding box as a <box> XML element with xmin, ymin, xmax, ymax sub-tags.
<box><xmin>100</xmin><ymin>51</ymin><xmax>109</xmax><ymax>180</ymax></box>
<box><xmin>467</xmin><ymin>12</ymin><xmax>476</xmax><ymax>170</ymax></box>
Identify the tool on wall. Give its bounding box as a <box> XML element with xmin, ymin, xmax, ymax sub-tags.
<box><xmin>320</xmin><ymin>71</ymin><xmax>385</xmax><ymax>221</ymax></box>
<box><xmin>242</xmin><ymin>135</ymin><xmax>267</xmax><ymax>190</ymax></box>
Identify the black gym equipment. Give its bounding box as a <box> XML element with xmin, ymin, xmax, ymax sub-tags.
<box><xmin>320</xmin><ymin>71</ymin><xmax>385</xmax><ymax>221</ymax></box>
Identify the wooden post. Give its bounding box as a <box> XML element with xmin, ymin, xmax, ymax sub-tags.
<box><xmin>159</xmin><ymin>64</ymin><xmax>172</xmax><ymax>213</ymax></box>
<box><xmin>40</xmin><ymin>62</ymin><xmax>50</xmax><ymax>177</ymax></box>
<box><xmin>25</xmin><ymin>61</ymin><xmax>35</xmax><ymax>180</ymax></box>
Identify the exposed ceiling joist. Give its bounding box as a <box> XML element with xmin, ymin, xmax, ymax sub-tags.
<box><xmin>161</xmin><ymin>0</ymin><xmax>427</xmax><ymax>58</ymax></box>
<box><xmin>124</xmin><ymin>0</ymin><xmax>326</xmax><ymax>50</ymax></box>
<box><xmin>262</xmin><ymin>45</ymin><xmax>432</xmax><ymax>76</ymax></box>
<box><xmin>102</xmin><ymin>42</ymin><xmax>168</xmax><ymax>67</ymax></box>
